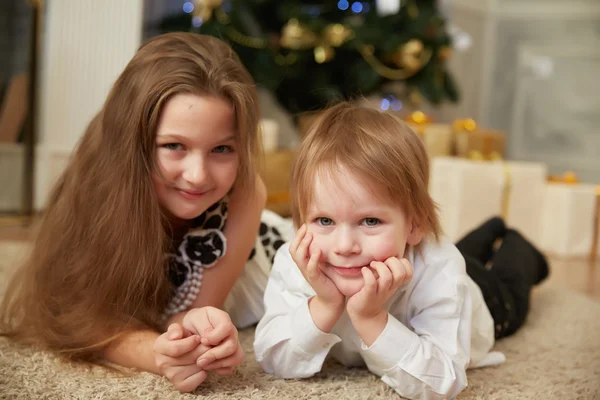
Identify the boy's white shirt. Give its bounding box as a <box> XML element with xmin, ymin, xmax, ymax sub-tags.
<box><xmin>253</xmin><ymin>237</ymin><xmax>505</xmax><ymax>400</ymax></box>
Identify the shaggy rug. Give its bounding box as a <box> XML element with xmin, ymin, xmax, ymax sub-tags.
<box><xmin>1</xmin><ymin>241</ymin><xmax>599</xmax><ymax>399</ymax></box>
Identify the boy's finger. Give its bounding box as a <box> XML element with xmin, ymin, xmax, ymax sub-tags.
<box><xmin>296</xmin><ymin>232</ymin><xmax>312</xmax><ymax>265</ymax></box>
<box><xmin>372</xmin><ymin>261</ymin><xmax>392</xmax><ymax>290</ymax></box>
<box><xmin>289</xmin><ymin>224</ymin><xmax>307</xmax><ymax>254</ymax></box>
<box><xmin>361</xmin><ymin>267</ymin><xmax>377</xmax><ymax>295</ymax></box>
<box><xmin>306</xmin><ymin>249</ymin><xmax>321</xmax><ymax>279</ymax></box>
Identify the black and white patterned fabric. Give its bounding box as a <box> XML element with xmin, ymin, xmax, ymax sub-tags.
<box><xmin>162</xmin><ymin>196</ymin><xmax>287</xmax><ymax>321</ymax></box>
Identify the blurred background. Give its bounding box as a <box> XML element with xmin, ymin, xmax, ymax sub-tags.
<box><xmin>0</xmin><ymin>0</ymin><xmax>599</xmax><ymax>269</ymax></box>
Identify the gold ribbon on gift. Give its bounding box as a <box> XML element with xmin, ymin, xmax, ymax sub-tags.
<box><xmin>548</xmin><ymin>171</ymin><xmax>579</xmax><ymax>184</ymax></box>
<box><xmin>403</xmin><ymin>111</ymin><xmax>432</xmax><ymax>135</ymax></box>
<box><xmin>467</xmin><ymin>151</ymin><xmax>511</xmax><ymax>220</ymax></box>
<box><xmin>546</xmin><ymin>172</ymin><xmax>599</xmax><ymax>263</ymax></box>
<box><xmin>452</xmin><ymin>118</ymin><xmax>477</xmax><ymax>133</ymax></box>
<box><xmin>591</xmin><ymin>186</ymin><xmax>600</xmax><ymax>264</ymax></box>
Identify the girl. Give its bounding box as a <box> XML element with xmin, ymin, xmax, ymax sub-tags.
<box><xmin>254</xmin><ymin>102</ymin><xmax>549</xmax><ymax>399</ymax></box>
<box><xmin>0</xmin><ymin>32</ymin><xmax>289</xmax><ymax>393</ymax></box>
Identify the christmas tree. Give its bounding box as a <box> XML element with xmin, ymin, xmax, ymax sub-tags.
<box><xmin>160</xmin><ymin>0</ymin><xmax>458</xmax><ymax>116</ymax></box>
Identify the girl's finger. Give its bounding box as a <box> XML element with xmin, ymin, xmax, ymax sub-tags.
<box><xmin>200</xmin><ymin>346</ymin><xmax>244</xmax><ymax>371</ymax></box>
<box><xmin>199</xmin><ymin>322</ymin><xmax>234</xmax><ymax>346</ymax></box>
<box><xmin>175</xmin><ymin>369</ymin><xmax>208</xmax><ymax>393</ymax></box>
<box><xmin>167</xmin><ymin>323</ymin><xmax>184</xmax><ymax>340</ymax></box>
<box><xmin>154</xmin><ymin>334</ymin><xmax>201</xmax><ymax>358</ymax></box>
<box><xmin>197</xmin><ymin>339</ymin><xmax>241</xmax><ymax>367</ymax></box>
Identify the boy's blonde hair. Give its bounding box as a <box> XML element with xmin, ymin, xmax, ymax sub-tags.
<box><xmin>291</xmin><ymin>101</ymin><xmax>441</xmax><ymax>241</ymax></box>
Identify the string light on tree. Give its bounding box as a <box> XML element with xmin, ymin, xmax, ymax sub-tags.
<box><xmin>161</xmin><ymin>0</ymin><xmax>459</xmax><ymax>115</ymax></box>
<box><xmin>376</xmin><ymin>0</ymin><xmax>401</xmax><ymax>16</ymax></box>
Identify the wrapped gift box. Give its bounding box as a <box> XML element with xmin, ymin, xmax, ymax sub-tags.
<box><xmin>454</xmin><ymin>129</ymin><xmax>506</xmax><ymax>159</ymax></box>
<box><xmin>407</xmin><ymin>122</ymin><xmax>454</xmax><ymax>158</ymax></box>
<box><xmin>452</xmin><ymin>119</ymin><xmax>506</xmax><ymax>159</ymax></box>
<box><xmin>260</xmin><ymin>150</ymin><xmax>296</xmax><ymax>217</ymax></box>
<box><xmin>429</xmin><ymin>157</ymin><xmax>547</xmax><ymax>246</ymax></box>
<box><xmin>539</xmin><ymin>183</ymin><xmax>599</xmax><ymax>258</ymax></box>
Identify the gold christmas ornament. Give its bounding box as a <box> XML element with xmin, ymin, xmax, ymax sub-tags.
<box><xmin>409</xmin><ymin>89</ymin><xmax>423</xmax><ymax>106</ymax></box>
<box><xmin>323</xmin><ymin>24</ymin><xmax>354</xmax><ymax>47</ymax></box>
<box><xmin>392</xmin><ymin>39</ymin><xmax>425</xmax><ymax>72</ymax></box>
<box><xmin>438</xmin><ymin>46</ymin><xmax>453</xmax><ymax>61</ymax></box>
<box><xmin>194</xmin><ymin>0</ymin><xmax>223</xmax><ymax>22</ymax></box>
<box><xmin>314</xmin><ymin>45</ymin><xmax>335</xmax><ymax>63</ymax></box>
<box><xmin>280</xmin><ymin>19</ymin><xmax>318</xmax><ymax>50</ymax></box>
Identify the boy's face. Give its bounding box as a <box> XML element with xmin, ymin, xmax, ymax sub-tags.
<box><xmin>305</xmin><ymin>167</ymin><xmax>422</xmax><ymax>297</ymax></box>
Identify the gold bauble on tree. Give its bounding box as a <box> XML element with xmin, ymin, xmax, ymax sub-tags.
<box><xmin>322</xmin><ymin>24</ymin><xmax>354</xmax><ymax>47</ymax></box>
<box><xmin>438</xmin><ymin>46</ymin><xmax>453</xmax><ymax>61</ymax></box>
<box><xmin>194</xmin><ymin>0</ymin><xmax>223</xmax><ymax>22</ymax></box>
<box><xmin>392</xmin><ymin>39</ymin><xmax>425</xmax><ymax>72</ymax></box>
<box><xmin>409</xmin><ymin>89</ymin><xmax>423</xmax><ymax>107</ymax></box>
<box><xmin>314</xmin><ymin>45</ymin><xmax>334</xmax><ymax>63</ymax></box>
<box><xmin>280</xmin><ymin>19</ymin><xmax>318</xmax><ymax>50</ymax></box>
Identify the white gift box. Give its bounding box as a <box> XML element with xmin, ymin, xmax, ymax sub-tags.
<box><xmin>260</xmin><ymin>119</ymin><xmax>280</xmax><ymax>153</ymax></box>
<box><xmin>429</xmin><ymin>157</ymin><xmax>547</xmax><ymax>245</ymax></box>
<box><xmin>540</xmin><ymin>183</ymin><xmax>599</xmax><ymax>258</ymax></box>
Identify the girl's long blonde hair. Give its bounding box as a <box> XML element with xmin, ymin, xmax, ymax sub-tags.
<box><xmin>0</xmin><ymin>32</ymin><xmax>260</xmax><ymax>362</ymax></box>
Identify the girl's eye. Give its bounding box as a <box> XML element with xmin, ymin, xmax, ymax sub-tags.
<box><xmin>317</xmin><ymin>217</ymin><xmax>333</xmax><ymax>227</ymax></box>
<box><xmin>213</xmin><ymin>145</ymin><xmax>233</xmax><ymax>154</ymax></box>
<box><xmin>162</xmin><ymin>143</ymin><xmax>183</xmax><ymax>151</ymax></box>
<box><xmin>363</xmin><ymin>218</ymin><xmax>381</xmax><ymax>227</ymax></box>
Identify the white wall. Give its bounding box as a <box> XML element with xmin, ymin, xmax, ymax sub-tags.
<box><xmin>35</xmin><ymin>0</ymin><xmax>144</xmax><ymax>209</ymax></box>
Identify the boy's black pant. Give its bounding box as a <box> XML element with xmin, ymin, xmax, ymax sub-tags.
<box><xmin>456</xmin><ymin>217</ymin><xmax>549</xmax><ymax>339</ymax></box>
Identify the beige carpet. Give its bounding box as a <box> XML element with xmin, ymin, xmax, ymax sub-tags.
<box><xmin>1</xmin><ymin>241</ymin><xmax>599</xmax><ymax>400</ymax></box>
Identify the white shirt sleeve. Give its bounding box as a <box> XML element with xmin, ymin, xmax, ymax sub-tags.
<box><xmin>253</xmin><ymin>244</ymin><xmax>342</xmax><ymax>379</ymax></box>
<box><xmin>359</xmin><ymin>269</ymin><xmax>472</xmax><ymax>399</ymax></box>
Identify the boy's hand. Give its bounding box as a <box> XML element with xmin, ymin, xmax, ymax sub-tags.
<box><xmin>346</xmin><ymin>257</ymin><xmax>413</xmax><ymax>345</ymax></box>
<box><xmin>289</xmin><ymin>224</ymin><xmax>344</xmax><ymax>331</ymax></box>
<box><xmin>182</xmin><ymin>307</ymin><xmax>244</xmax><ymax>376</ymax></box>
<box><xmin>153</xmin><ymin>323</ymin><xmax>211</xmax><ymax>392</ymax></box>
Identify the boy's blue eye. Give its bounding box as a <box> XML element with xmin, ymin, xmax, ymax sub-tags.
<box><xmin>363</xmin><ymin>218</ymin><xmax>380</xmax><ymax>227</ymax></box>
<box><xmin>213</xmin><ymin>145</ymin><xmax>233</xmax><ymax>154</ymax></box>
<box><xmin>163</xmin><ymin>143</ymin><xmax>183</xmax><ymax>151</ymax></box>
<box><xmin>317</xmin><ymin>217</ymin><xmax>333</xmax><ymax>226</ymax></box>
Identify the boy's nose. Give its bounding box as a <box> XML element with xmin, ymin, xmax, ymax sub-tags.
<box><xmin>333</xmin><ymin>227</ymin><xmax>360</xmax><ymax>256</ymax></box>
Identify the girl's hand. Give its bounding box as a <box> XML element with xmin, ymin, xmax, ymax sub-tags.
<box><xmin>153</xmin><ymin>323</ymin><xmax>211</xmax><ymax>392</ymax></box>
<box><xmin>182</xmin><ymin>307</ymin><xmax>244</xmax><ymax>375</ymax></box>
<box><xmin>347</xmin><ymin>257</ymin><xmax>413</xmax><ymax>322</ymax></box>
<box><xmin>289</xmin><ymin>224</ymin><xmax>344</xmax><ymax>309</ymax></box>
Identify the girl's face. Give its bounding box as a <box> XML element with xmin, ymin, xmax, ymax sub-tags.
<box><xmin>152</xmin><ymin>93</ymin><xmax>239</xmax><ymax>223</ymax></box>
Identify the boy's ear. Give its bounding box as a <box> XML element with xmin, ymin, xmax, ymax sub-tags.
<box><xmin>407</xmin><ymin>219</ymin><xmax>424</xmax><ymax>246</ymax></box>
